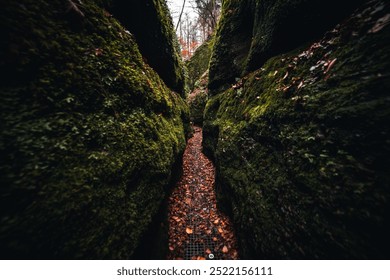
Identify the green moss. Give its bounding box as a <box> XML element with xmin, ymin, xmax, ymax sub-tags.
<box><xmin>187</xmin><ymin>71</ymin><xmax>209</xmax><ymax>125</ymax></box>
<box><xmin>203</xmin><ymin>0</ymin><xmax>390</xmax><ymax>258</ymax></box>
<box><xmin>108</xmin><ymin>0</ymin><xmax>186</xmax><ymax>96</ymax></box>
<box><xmin>186</xmin><ymin>37</ymin><xmax>214</xmax><ymax>91</ymax></box>
<box><xmin>208</xmin><ymin>0</ymin><xmax>254</xmax><ymax>93</ymax></box>
<box><xmin>0</xmin><ymin>0</ymin><xmax>189</xmax><ymax>258</ymax></box>
<box><xmin>208</xmin><ymin>0</ymin><xmax>365</xmax><ymax>94</ymax></box>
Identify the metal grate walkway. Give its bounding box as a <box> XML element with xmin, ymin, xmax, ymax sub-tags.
<box><xmin>168</xmin><ymin>126</ymin><xmax>238</xmax><ymax>260</ymax></box>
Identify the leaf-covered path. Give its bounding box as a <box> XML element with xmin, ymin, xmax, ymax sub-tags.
<box><xmin>168</xmin><ymin>126</ymin><xmax>238</xmax><ymax>260</ymax></box>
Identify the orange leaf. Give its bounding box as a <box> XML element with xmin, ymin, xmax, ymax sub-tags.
<box><xmin>324</xmin><ymin>58</ymin><xmax>337</xmax><ymax>74</ymax></box>
<box><xmin>186</xmin><ymin>228</ymin><xmax>193</xmax><ymax>234</ymax></box>
<box><xmin>222</xmin><ymin>246</ymin><xmax>229</xmax><ymax>253</ymax></box>
<box><xmin>94</xmin><ymin>48</ymin><xmax>103</xmax><ymax>56</ymax></box>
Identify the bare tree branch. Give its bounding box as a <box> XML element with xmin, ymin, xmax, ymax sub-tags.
<box><xmin>175</xmin><ymin>0</ymin><xmax>187</xmax><ymax>32</ymax></box>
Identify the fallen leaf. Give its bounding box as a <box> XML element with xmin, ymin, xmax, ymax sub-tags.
<box><xmin>94</xmin><ymin>48</ymin><xmax>103</xmax><ymax>56</ymax></box>
<box><xmin>67</xmin><ymin>0</ymin><xmax>85</xmax><ymax>17</ymax></box>
<box><xmin>172</xmin><ymin>216</ymin><xmax>180</xmax><ymax>222</ymax></box>
<box><xmin>324</xmin><ymin>58</ymin><xmax>337</xmax><ymax>74</ymax></box>
<box><xmin>222</xmin><ymin>246</ymin><xmax>229</xmax><ymax>253</ymax></box>
<box><xmin>368</xmin><ymin>14</ymin><xmax>390</xmax><ymax>33</ymax></box>
<box><xmin>103</xmin><ymin>10</ymin><xmax>112</xmax><ymax>17</ymax></box>
<box><xmin>167</xmin><ymin>127</ymin><xmax>238</xmax><ymax>260</ymax></box>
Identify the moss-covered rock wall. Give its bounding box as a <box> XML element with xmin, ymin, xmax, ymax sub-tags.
<box><xmin>186</xmin><ymin>37</ymin><xmax>214</xmax><ymax>92</ymax></box>
<box><xmin>108</xmin><ymin>0</ymin><xmax>186</xmax><ymax>96</ymax></box>
<box><xmin>209</xmin><ymin>0</ymin><xmax>366</xmax><ymax>94</ymax></box>
<box><xmin>204</xmin><ymin>0</ymin><xmax>390</xmax><ymax>258</ymax></box>
<box><xmin>208</xmin><ymin>0</ymin><xmax>254</xmax><ymax>93</ymax></box>
<box><xmin>188</xmin><ymin>71</ymin><xmax>209</xmax><ymax>126</ymax></box>
<box><xmin>0</xmin><ymin>0</ymin><xmax>189</xmax><ymax>259</ymax></box>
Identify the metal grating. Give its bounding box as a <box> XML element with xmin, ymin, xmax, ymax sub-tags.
<box><xmin>184</xmin><ymin>165</ymin><xmax>222</xmax><ymax>260</ymax></box>
<box><xmin>168</xmin><ymin>126</ymin><xmax>237</xmax><ymax>260</ymax></box>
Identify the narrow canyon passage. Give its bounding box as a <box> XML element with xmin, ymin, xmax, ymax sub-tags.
<box><xmin>1</xmin><ymin>0</ymin><xmax>388</xmax><ymax>262</ymax></box>
<box><xmin>168</xmin><ymin>126</ymin><xmax>238</xmax><ymax>260</ymax></box>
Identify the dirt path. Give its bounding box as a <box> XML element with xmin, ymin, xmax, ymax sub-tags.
<box><xmin>167</xmin><ymin>126</ymin><xmax>238</xmax><ymax>260</ymax></box>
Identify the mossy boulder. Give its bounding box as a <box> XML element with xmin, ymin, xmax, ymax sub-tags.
<box><xmin>108</xmin><ymin>0</ymin><xmax>186</xmax><ymax>96</ymax></box>
<box><xmin>0</xmin><ymin>0</ymin><xmax>189</xmax><ymax>259</ymax></box>
<box><xmin>209</xmin><ymin>0</ymin><xmax>366</xmax><ymax>94</ymax></box>
<box><xmin>186</xmin><ymin>37</ymin><xmax>214</xmax><ymax>91</ymax></box>
<box><xmin>203</xmin><ymin>0</ymin><xmax>390</xmax><ymax>258</ymax></box>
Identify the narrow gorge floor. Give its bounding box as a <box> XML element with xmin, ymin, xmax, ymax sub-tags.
<box><xmin>168</xmin><ymin>126</ymin><xmax>238</xmax><ymax>260</ymax></box>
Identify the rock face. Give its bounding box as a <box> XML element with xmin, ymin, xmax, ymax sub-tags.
<box><xmin>203</xmin><ymin>0</ymin><xmax>390</xmax><ymax>259</ymax></box>
<box><xmin>186</xmin><ymin>38</ymin><xmax>214</xmax><ymax>126</ymax></box>
<box><xmin>208</xmin><ymin>0</ymin><xmax>366</xmax><ymax>93</ymax></box>
<box><xmin>0</xmin><ymin>0</ymin><xmax>189</xmax><ymax>258</ymax></box>
<box><xmin>109</xmin><ymin>0</ymin><xmax>186</xmax><ymax>96</ymax></box>
<box><xmin>188</xmin><ymin>71</ymin><xmax>209</xmax><ymax>126</ymax></box>
<box><xmin>186</xmin><ymin>37</ymin><xmax>214</xmax><ymax>92</ymax></box>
